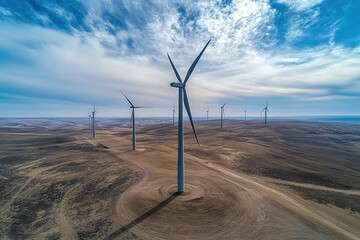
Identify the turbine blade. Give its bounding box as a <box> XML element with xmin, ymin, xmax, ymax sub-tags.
<box><xmin>222</xmin><ymin>102</ymin><xmax>227</xmax><ymax>108</ymax></box>
<box><xmin>134</xmin><ymin>106</ymin><xmax>152</xmax><ymax>108</ymax></box>
<box><xmin>120</xmin><ymin>90</ymin><xmax>134</xmax><ymax>107</ymax></box>
<box><xmin>183</xmin><ymin>87</ymin><xmax>200</xmax><ymax>145</ymax></box>
<box><xmin>167</xmin><ymin>53</ymin><xmax>183</xmax><ymax>83</ymax></box>
<box><xmin>184</xmin><ymin>39</ymin><xmax>211</xmax><ymax>84</ymax></box>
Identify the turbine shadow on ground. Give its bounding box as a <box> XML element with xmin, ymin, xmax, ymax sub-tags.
<box><xmin>105</xmin><ymin>192</ymin><xmax>182</xmax><ymax>240</ymax></box>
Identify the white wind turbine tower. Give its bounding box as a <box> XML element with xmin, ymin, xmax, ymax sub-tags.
<box><xmin>121</xmin><ymin>91</ymin><xmax>149</xmax><ymax>151</ymax></box>
<box><xmin>168</xmin><ymin>39</ymin><xmax>211</xmax><ymax>193</ymax></box>
<box><xmin>206</xmin><ymin>107</ymin><xmax>209</xmax><ymax>122</ymax></box>
<box><xmin>88</xmin><ymin>112</ymin><xmax>91</xmax><ymax>130</ymax></box>
<box><xmin>244</xmin><ymin>107</ymin><xmax>247</xmax><ymax>122</ymax></box>
<box><xmin>261</xmin><ymin>100</ymin><xmax>269</xmax><ymax>127</ymax></box>
<box><xmin>220</xmin><ymin>102</ymin><xmax>226</xmax><ymax>128</ymax></box>
<box><xmin>172</xmin><ymin>104</ymin><xmax>176</xmax><ymax>126</ymax></box>
<box><xmin>92</xmin><ymin>104</ymin><xmax>96</xmax><ymax>138</ymax></box>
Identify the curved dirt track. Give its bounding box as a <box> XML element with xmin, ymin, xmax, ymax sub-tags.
<box><xmin>262</xmin><ymin>178</ymin><xmax>360</xmax><ymax>196</ymax></box>
<box><xmin>58</xmin><ymin>186</ymin><xmax>78</xmax><ymax>240</ymax></box>
<box><xmin>0</xmin><ymin>156</ymin><xmax>71</xmax><ymax>240</ymax></box>
<box><xmin>96</xmin><ymin>132</ymin><xmax>359</xmax><ymax>240</ymax></box>
<box><xmin>1</xmin><ymin>120</ymin><xmax>359</xmax><ymax>239</ymax></box>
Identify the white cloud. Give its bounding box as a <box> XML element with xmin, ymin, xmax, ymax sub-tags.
<box><xmin>196</xmin><ymin>0</ymin><xmax>276</xmax><ymax>56</ymax></box>
<box><xmin>79</xmin><ymin>0</ymin><xmax>276</xmax><ymax>62</ymax></box>
<box><xmin>285</xmin><ymin>8</ymin><xmax>320</xmax><ymax>42</ymax></box>
<box><xmin>300</xmin><ymin>95</ymin><xmax>360</xmax><ymax>101</ymax></box>
<box><xmin>0</xmin><ymin>0</ymin><xmax>359</xmax><ymax>116</ymax></box>
<box><xmin>0</xmin><ymin>6</ymin><xmax>12</xmax><ymax>16</ymax></box>
<box><xmin>275</xmin><ymin>0</ymin><xmax>324</xmax><ymax>12</ymax></box>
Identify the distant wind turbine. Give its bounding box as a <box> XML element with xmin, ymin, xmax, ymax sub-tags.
<box><xmin>121</xmin><ymin>91</ymin><xmax>149</xmax><ymax>150</ymax></box>
<box><xmin>220</xmin><ymin>102</ymin><xmax>226</xmax><ymax>128</ymax></box>
<box><xmin>206</xmin><ymin>107</ymin><xmax>209</xmax><ymax>122</ymax></box>
<box><xmin>244</xmin><ymin>107</ymin><xmax>247</xmax><ymax>122</ymax></box>
<box><xmin>92</xmin><ymin>104</ymin><xmax>96</xmax><ymax>138</ymax></box>
<box><xmin>172</xmin><ymin>105</ymin><xmax>176</xmax><ymax>126</ymax></box>
<box><xmin>168</xmin><ymin>39</ymin><xmax>211</xmax><ymax>193</ymax></box>
<box><xmin>261</xmin><ymin>101</ymin><xmax>269</xmax><ymax>127</ymax></box>
<box><xmin>88</xmin><ymin>112</ymin><xmax>91</xmax><ymax>130</ymax></box>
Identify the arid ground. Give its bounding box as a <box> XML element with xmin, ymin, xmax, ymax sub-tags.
<box><xmin>0</xmin><ymin>118</ymin><xmax>359</xmax><ymax>240</ymax></box>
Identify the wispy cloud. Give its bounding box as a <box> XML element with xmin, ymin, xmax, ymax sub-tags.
<box><xmin>0</xmin><ymin>0</ymin><xmax>359</xmax><ymax>116</ymax></box>
<box><xmin>275</xmin><ymin>0</ymin><xmax>324</xmax><ymax>11</ymax></box>
<box><xmin>301</xmin><ymin>95</ymin><xmax>360</xmax><ymax>101</ymax></box>
<box><xmin>0</xmin><ymin>6</ymin><xmax>12</xmax><ymax>16</ymax></box>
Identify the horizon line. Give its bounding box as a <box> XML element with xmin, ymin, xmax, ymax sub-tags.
<box><xmin>1</xmin><ymin>114</ymin><xmax>360</xmax><ymax>119</ymax></box>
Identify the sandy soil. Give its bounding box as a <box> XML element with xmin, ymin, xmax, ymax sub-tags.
<box><xmin>0</xmin><ymin>118</ymin><xmax>359</xmax><ymax>239</ymax></box>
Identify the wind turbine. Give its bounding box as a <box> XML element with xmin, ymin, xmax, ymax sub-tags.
<box><xmin>172</xmin><ymin>105</ymin><xmax>176</xmax><ymax>126</ymax></box>
<box><xmin>261</xmin><ymin>101</ymin><xmax>269</xmax><ymax>127</ymax></box>
<box><xmin>92</xmin><ymin>104</ymin><xmax>96</xmax><ymax>138</ymax></box>
<box><xmin>220</xmin><ymin>102</ymin><xmax>226</xmax><ymax>128</ymax></box>
<box><xmin>206</xmin><ymin>107</ymin><xmax>209</xmax><ymax>122</ymax></box>
<box><xmin>168</xmin><ymin>39</ymin><xmax>210</xmax><ymax>193</ymax></box>
<box><xmin>244</xmin><ymin>107</ymin><xmax>247</xmax><ymax>122</ymax></box>
<box><xmin>88</xmin><ymin>112</ymin><xmax>91</xmax><ymax>130</ymax></box>
<box><xmin>121</xmin><ymin>91</ymin><xmax>148</xmax><ymax>150</ymax></box>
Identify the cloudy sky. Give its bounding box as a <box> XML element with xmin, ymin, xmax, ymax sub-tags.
<box><xmin>0</xmin><ymin>0</ymin><xmax>359</xmax><ymax>117</ymax></box>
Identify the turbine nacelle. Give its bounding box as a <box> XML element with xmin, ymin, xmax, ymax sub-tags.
<box><xmin>170</xmin><ymin>82</ymin><xmax>183</xmax><ymax>88</ymax></box>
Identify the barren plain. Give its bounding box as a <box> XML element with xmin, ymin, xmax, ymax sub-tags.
<box><xmin>0</xmin><ymin>119</ymin><xmax>359</xmax><ymax>240</ymax></box>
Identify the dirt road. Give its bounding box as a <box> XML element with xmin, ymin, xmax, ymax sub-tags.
<box><xmin>1</xmin><ymin>119</ymin><xmax>359</xmax><ymax>239</ymax></box>
<box><xmin>96</xmin><ymin>131</ymin><xmax>360</xmax><ymax>240</ymax></box>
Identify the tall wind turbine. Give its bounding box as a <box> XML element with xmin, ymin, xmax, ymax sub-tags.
<box><xmin>262</xmin><ymin>101</ymin><xmax>269</xmax><ymax>127</ymax></box>
<box><xmin>220</xmin><ymin>102</ymin><xmax>226</xmax><ymax>128</ymax></box>
<box><xmin>88</xmin><ymin>112</ymin><xmax>91</xmax><ymax>130</ymax></box>
<box><xmin>168</xmin><ymin>39</ymin><xmax>210</xmax><ymax>193</ymax></box>
<box><xmin>244</xmin><ymin>107</ymin><xmax>247</xmax><ymax>122</ymax></box>
<box><xmin>92</xmin><ymin>104</ymin><xmax>96</xmax><ymax>138</ymax></box>
<box><xmin>172</xmin><ymin>105</ymin><xmax>176</xmax><ymax>126</ymax></box>
<box><xmin>206</xmin><ymin>107</ymin><xmax>209</xmax><ymax>122</ymax></box>
<box><xmin>121</xmin><ymin>91</ymin><xmax>148</xmax><ymax>151</ymax></box>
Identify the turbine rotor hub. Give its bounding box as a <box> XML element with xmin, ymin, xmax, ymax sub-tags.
<box><xmin>170</xmin><ymin>82</ymin><xmax>183</xmax><ymax>88</ymax></box>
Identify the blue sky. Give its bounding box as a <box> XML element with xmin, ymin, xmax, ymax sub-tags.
<box><xmin>0</xmin><ymin>0</ymin><xmax>359</xmax><ymax>117</ymax></box>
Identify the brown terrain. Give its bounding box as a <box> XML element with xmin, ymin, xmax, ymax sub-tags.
<box><xmin>0</xmin><ymin>118</ymin><xmax>359</xmax><ymax>240</ymax></box>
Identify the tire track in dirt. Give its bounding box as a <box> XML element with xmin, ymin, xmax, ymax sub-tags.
<box><xmin>89</xmin><ymin>134</ymin><xmax>148</xmax><ymax>239</ymax></box>
<box><xmin>188</xmin><ymin>155</ymin><xmax>360</xmax><ymax>240</ymax></box>
<box><xmin>8</xmin><ymin>175</ymin><xmax>35</xmax><ymax>207</ymax></box>
<box><xmin>0</xmin><ymin>156</ymin><xmax>70</xmax><ymax>240</ymax></box>
<box><xmin>98</xmin><ymin>136</ymin><xmax>347</xmax><ymax>239</ymax></box>
<box><xmin>261</xmin><ymin>178</ymin><xmax>360</xmax><ymax>196</ymax></box>
<box><xmin>58</xmin><ymin>186</ymin><xmax>78</xmax><ymax>240</ymax></box>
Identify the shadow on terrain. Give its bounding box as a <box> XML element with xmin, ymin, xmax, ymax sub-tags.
<box><xmin>105</xmin><ymin>192</ymin><xmax>181</xmax><ymax>240</ymax></box>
